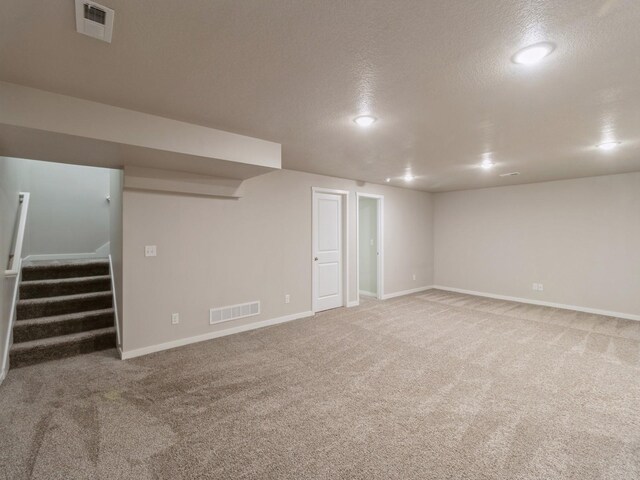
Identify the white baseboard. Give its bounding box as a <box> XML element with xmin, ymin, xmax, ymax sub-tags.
<box><xmin>0</xmin><ymin>367</ymin><xmax>6</xmax><ymax>385</ymax></box>
<box><xmin>24</xmin><ymin>242</ymin><xmax>110</xmax><ymax>262</ymax></box>
<box><xmin>347</xmin><ymin>300</ymin><xmax>360</xmax><ymax>307</ymax></box>
<box><xmin>381</xmin><ymin>285</ymin><xmax>434</xmax><ymax>300</ymax></box>
<box><xmin>432</xmin><ymin>285</ymin><xmax>640</xmax><ymax>322</ymax></box>
<box><xmin>121</xmin><ymin>310</ymin><xmax>314</xmax><ymax>360</ymax></box>
<box><xmin>359</xmin><ymin>290</ymin><xmax>377</xmax><ymax>298</ymax></box>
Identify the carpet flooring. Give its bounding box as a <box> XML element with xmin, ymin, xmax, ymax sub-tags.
<box><xmin>1</xmin><ymin>289</ymin><xmax>639</xmax><ymax>479</ymax></box>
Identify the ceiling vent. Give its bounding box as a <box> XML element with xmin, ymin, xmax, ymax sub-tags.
<box><xmin>210</xmin><ymin>301</ymin><xmax>260</xmax><ymax>325</ymax></box>
<box><xmin>75</xmin><ymin>0</ymin><xmax>114</xmax><ymax>43</ymax></box>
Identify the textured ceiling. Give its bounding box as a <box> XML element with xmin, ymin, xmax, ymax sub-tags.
<box><xmin>1</xmin><ymin>0</ymin><xmax>639</xmax><ymax>191</ymax></box>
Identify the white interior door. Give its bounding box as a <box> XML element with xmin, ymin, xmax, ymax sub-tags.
<box><xmin>313</xmin><ymin>192</ymin><xmax>343</xmax><ymax>312</ymax></box>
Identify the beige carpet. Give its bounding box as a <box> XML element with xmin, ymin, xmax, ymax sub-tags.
<box><xmin>1</xmin><ymin>289</ymin><xmax>639</xmax><ymax>479</ymax></box>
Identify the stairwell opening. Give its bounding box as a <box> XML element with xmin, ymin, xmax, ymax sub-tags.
<box><xmin>1</xmin><ymin>156</ymin><xmax>123</xmax><ymax>370</ymax></box>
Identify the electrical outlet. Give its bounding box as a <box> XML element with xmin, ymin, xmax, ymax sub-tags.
<box><xmin>412</xmin><ymin>273</ymin><xmax>416</xmax><ymax>281</ymax></box>
<box><xmin>285</xmin><ymin>294</ymin><xmax>290</xmax><ymax>304</ymax></box>
<box><xmin>145</xmin><ymin>245</ymin><xmax>157</xmax><ymax>257</ymax></box>
<box><xmin>538</xmin><ymin>283</ymin><xmax>544</xmax><ymax>292</ymax></box>
<box><xmin>171</xmin><ymin>313</ymin><xmax>179</xmax><ymax>324</ymax></box>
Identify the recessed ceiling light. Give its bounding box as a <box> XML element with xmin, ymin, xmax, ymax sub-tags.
<box><xmin>512</xmin><ymin>42</ymin><xmax>555</xmax><ymax>65</ymax></box>
<box><xmin>481</xmin><ymin>159</ymin><xmax>495</xmax><ymax>169</ymax></box>
<box><xmin>353</xmin><ymin>115</ymin><xmax>377</xmax><ymax>127</ymax></box>
<box><xmin>385</xmin><ymin>177</ymin><xmax>391</xmax><ymax>182</ymax></box>
<box><xmin>403</xmin><ymin>174</ymin><xmax>415</xmax><ymax>182</ymax></box>
<box><xmin>596</xmin><ymin>141</ymin><xmax>621</xmax><ymax>151</ymax></box>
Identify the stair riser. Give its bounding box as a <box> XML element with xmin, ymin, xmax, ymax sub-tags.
<box><xmin>10</xmin><ymin>331</ymin><xmax>116</xmax><ymax>368</ymax></box>
<box><xmin>20</xmin><ymin>278</ymin><xmax>111</xmax><ymax>299</ymax></box>
<box><xmin>17</xmin><ymin>295</ymin><xmax>113</xmax><ymax>320</ymax></box>
<box><xmin>13</xmin><ymin>313</ymin><xmax>115</xmax><ymax>343</ymax></box>
<box><xmin>22</xmin><ymin>264</ymin><xmax>110</xmax><ymax>281</ymax></box>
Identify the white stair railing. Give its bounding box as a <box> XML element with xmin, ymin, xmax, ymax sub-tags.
<box><xmin>5</xmin><ymin>192</ymin><xmax>30</xmax><ymax>277</ymax></box>
<box><xmin>108</xmin><ymin>254</ymin><xmax>122</xmax><ymax>353</ymax></box>
<box><xmin>1</xmin><ymin>192</ymin><xmax>30</xmax><ymax>383</ymax></box>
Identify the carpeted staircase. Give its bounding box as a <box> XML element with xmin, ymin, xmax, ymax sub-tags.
<box><xmin>10</xmin><ymin>259</ymin><xmax>117</xmax><ymax>368</ymax></box>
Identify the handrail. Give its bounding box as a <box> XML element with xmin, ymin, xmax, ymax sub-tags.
<box><xmin>108</xmin><ymin>254</ymin><xmax>122</xmax><ymax>352</ymax></box>
<box><xmin>5</xmin><ymin>192</ymin><xmax>30</xmax><ymax>277</ymax></box>
<box><xmin>1</xmin><ymin>192</ymin><xmax>30</xmax><ymax>381</ymax></box>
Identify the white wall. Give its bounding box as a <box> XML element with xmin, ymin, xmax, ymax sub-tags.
<box><xmin>122</xmin><ymin>169</ymin><xmax>434</xmax><ymax>354</ymax></box>
<box><xmin>433</xmin><ymin>173</ymin><xmax>640</xmax><ymax>317</ymax></box>
<box><xmin>0</xmin><ymin>157</ymin><xmax>111</xmax><ymax>258</ymax></box>
<box><xmin>358</xmin><ymin>197</ymin><xmax>378</xmax><ymax>295</ymax></box>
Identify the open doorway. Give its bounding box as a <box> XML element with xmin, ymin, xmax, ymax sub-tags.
<box><xmin>357</xmin><ymin>193</ymin><xmax>383</xmax><ymax>302</ymax></box>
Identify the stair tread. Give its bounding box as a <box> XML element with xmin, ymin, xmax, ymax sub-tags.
<box><xmin>21</xmin><ymin>260</ymin><xmax>110</xmax><ymax>281</ymax></box>
<box><xmin>15</xmin><ymin>308</ymin><xmax>114</xmax><ymax>327</ymax></box>
<box><xmin>22</xmin><ymin>259</ymin><xmax>109</xmax><ymax>269</ymax></box>
<box><xmin>11</xmin><ymin>327</ymin><xmax>116</xmax><ymax>351</ymax></box>
<box><xmin>21</xmin><ymin>275</ymin><xmax>111</xmax><ymax>286</ymax></box>
<box><xmin>17</xmin><ymin>291</ymin><xmax>112</xmax><ymax>306</ymax></box>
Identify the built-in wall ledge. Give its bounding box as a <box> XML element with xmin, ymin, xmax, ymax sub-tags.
<box><xmin>124</xmin><ymin>166</ymin><xmax>244</xmax><ymax>198</ymax></box>
<box><xmin>0</xmin><ymin>81</ymin><xmax>281</xmax><ymax>180</ymax></box>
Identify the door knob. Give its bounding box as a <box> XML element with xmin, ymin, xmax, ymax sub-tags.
<box><xmin>314</xmin><ymin>257</ymin><xmax>318</xmax><ymax>261</ymax></box>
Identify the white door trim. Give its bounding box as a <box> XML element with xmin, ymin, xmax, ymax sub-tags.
<box><xmin>356</xmin><ymin>192</ymin><xmax>384</xmax><ymax>302</ymax></box>
<box><xmin>311</xmin><ymin>187</ymin><xmax>349</xmax><ymax>313</ymax></box>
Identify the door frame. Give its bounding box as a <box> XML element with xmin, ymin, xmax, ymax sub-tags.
<box><xmin>356</xmin><ymin>192</ymin><xmax>384</xmax><ymax>302</ymax></box>
<box><xmin>311</xmin><ymin>187</ymin><xmax>349</xmax><ymax>313</ymax></box>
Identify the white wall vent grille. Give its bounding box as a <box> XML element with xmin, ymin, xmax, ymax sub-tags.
<box><xmin>75</xmin><ymin>0</ymin><xmax>115</xmax><ymax>43</ymax></box>
<box><xmin>210</xmin><ymin>301</ymin><xmax>260</xmax><ymax>325</ymax></box>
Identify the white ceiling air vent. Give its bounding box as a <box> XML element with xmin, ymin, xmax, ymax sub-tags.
<box><xmin>499</xmin><ymin>172</ymin><xmax>521</xmax><ymax>177</ymax></box>
<box><xmin>210</xmin><ymin>301</ymin><xmax>260</xmax><ymax>325</ymax></box>
<box><xmin>75</xmin><ymin>0</ymin><xmax>114</xmax><ymax>43</ymax></box>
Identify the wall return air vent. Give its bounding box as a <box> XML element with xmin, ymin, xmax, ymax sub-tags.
<box><xmin>210</xmin><ymin>301</ymin><xmax>260</xmax><ymax>325</ymax></box>
<box><xmin>75</xmin><ymin>0</ymin><xmax>114</xmax><ymax>43</ymax></box>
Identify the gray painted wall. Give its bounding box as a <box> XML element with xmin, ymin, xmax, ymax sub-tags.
<box><xmin>0</xmin><ymin>157</ymin><xmax>112</xmax><ymax>258</ymax></box>
<box><xmin>18</xmin><ymin>159</ymin><xmax>111</xmax><ymax>257</ymax></box>
<box><xmin>122</xmin><ymin>169</ymin><xmax>434</xmax><ymax>353</ymax></box>
<box><xmin>433</xmin><ymin>172</ymin><xmax>640</xmax><ymax>317</ymax></box>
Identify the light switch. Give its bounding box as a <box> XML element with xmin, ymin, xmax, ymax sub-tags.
<box><xmin>145</xmin><ymin>245</ymin><xmax>157</xmax><ymax>257</ymax></box>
